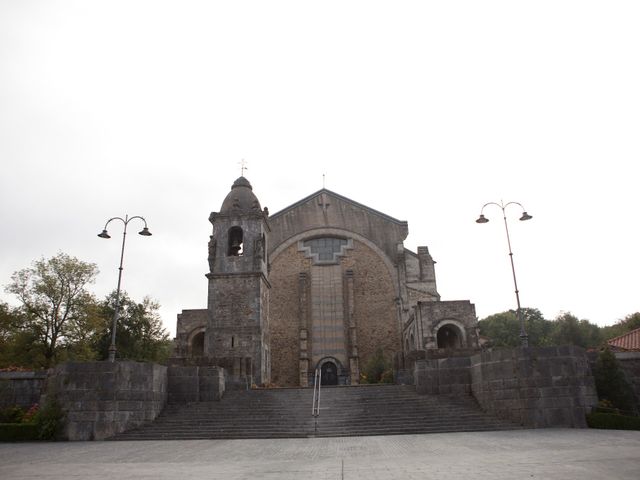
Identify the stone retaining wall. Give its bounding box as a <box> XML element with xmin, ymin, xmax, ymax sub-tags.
<box><xmin>415</xmin><ymin>357</ymin><xmax>471</xmax><ymax>395</ymax></box>
<box><xmin>414</xmin><ymin>346</ymin><xmax>598</xmax><ymax>428</ymax></box>
<box><xmin>44</xmin><ymin>361</ymin><xmax>167</xmax><ymax>440</ymax></box>
<box><xmin>0</xmin><ymin>371</ymin><xmax>46</xmax><ymax>409</ymax></box>
<box><xmin>168</xmin><ymin>366</ymin><xmax>225</xmax><ymax>403</ymax></box>
<box><xmin>470</xmin><ymin>346</ymin><xmax>597</xmax><ymax>428</ymax></box>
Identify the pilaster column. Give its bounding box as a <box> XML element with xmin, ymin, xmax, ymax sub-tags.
<box><xmin>298</xmin><ymin>272</ymin><xmax>309</xmax><ymax>386</ymax></box>
<box><xmin>346</xmin><ymin>269</ymin><xmax>359</xmax><ymax>384</ymax></box>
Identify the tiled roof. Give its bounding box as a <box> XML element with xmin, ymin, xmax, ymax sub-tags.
<box><xmin>608</xmin><ymin>327</ymin><xmax>640</xmax><ymax>351</ymax></box>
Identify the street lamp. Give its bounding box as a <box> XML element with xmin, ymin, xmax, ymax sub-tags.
<box><xmin>98</xmin><ymin>215</ymin><xmax>152</xmax><ymax>362</ymax></box>
<box><xmin>476</xmin><ymin>201</ymin><xmax>532</xmax><ymax>347</ymax></box>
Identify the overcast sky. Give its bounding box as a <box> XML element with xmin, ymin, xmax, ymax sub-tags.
<box><xmin>1</xmin><ymin>1</ymin><xmax>639</xmax><ymax>336</ymax></box>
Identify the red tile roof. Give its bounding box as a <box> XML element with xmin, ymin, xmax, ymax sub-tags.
<box><xmin>608</xmin><ymin>327</ymin><xmax>640</xmax><ymax>351</ymax></box>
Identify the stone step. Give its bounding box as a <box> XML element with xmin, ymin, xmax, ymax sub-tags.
<box><xmin>110</xmin><ymin>384</ymin><xmax>520</xmax><ymax>440</ymax></box>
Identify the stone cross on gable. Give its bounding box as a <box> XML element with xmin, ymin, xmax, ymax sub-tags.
<box><xmin>318</xmin><ymin>192</ymin><xmax>330</xmax><ymax>225</ymax></box>
<box><xmin>317</xmin><ymin>193</ymin><xmax>330</xmax><ymax>212</ymax></box>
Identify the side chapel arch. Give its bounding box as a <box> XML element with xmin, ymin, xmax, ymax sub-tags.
<box><xmin>434</xmin><ymin>319</ymin><xmax>467</xmax><ymax>349</ymax></box>
<box><xmin>188</xmin><ymin>327</ymin><xmax>206</xmax><ymax>357</ymax></box>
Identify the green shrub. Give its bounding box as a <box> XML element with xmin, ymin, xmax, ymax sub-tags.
<box><xmin>586</xmin><ymin>412</ymin><xmax>640</xmax><ymax>430</ymax></box>
<box><xmin>0</xmin><ymin>423</ymin><xmax>40</xmax><ymax>441</ymax></box>
<box><xmin>361</xmin><ymin>348</ymin><xmax>394</xmax><ymax>384</ymax></box>
<box><xmin>33</xmin><ymin>400</ymin><xmax>65</xmax><ymax>440</ymax></box>
<box><xmin>0</xmin><ymin>406</ymin><xmax>25</xmax><ymax>423</ymax></box>
<box><xmin>0</xmin><ymin>400</ymin><xmax>65</xmax><ymax>441</ymax></box>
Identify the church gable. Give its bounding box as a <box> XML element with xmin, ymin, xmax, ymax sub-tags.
<box><xmin>268</xmin><ymin>189</ymin><xmax>409</xmax><ymax>263</ymax></box>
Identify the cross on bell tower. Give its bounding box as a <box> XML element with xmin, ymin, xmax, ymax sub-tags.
<box><xmin>239</xmin><ymin>159</ymin><xmax>248</xmax><ymax>176</ymax></box>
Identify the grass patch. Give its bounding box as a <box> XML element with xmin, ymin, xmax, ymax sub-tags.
<box><xmin>586</xmin><ymin>412</ymin><xmax>640</xmax><ymax>430</ymax></box>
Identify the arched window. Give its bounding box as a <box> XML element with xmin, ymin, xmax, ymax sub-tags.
<box><xmin>228</xmin><ymin>227</ymin><xmax>243</xmax><ymax>256</ymax></box>
<box><xmin>410</xmin><ymin>333</ymin><xmax>415</xmax><ymax>350</ymax></box>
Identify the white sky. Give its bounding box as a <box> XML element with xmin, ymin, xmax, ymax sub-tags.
<box><xmin>1</xmin><ymin>1</ymin><xmax>639</xmax><ymax>336</ymax></box>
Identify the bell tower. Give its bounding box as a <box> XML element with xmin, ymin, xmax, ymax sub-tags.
<box><xmin>205</xmin><ymin>176</ymin><xmax>271</xmax><ymax>385</ymax></box>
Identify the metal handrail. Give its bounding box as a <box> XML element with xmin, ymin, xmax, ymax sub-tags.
<box><xmin>312</xmin><ymin>368</ymin><xmax>321</xmax><ymax>426</ymax></box>
<box><xmin>312</xmin><ymin>368</ymin><xmax>321</xmax><ymax>416</ymax></box>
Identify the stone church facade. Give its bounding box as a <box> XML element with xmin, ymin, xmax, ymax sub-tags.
<box><xmin>173</xmin><ymin>176</ymin><xmax>480</xmax><ymax>387</ymax></box>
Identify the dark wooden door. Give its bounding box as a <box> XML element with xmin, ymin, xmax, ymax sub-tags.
<box><xmin>320</xmin><ymin>362</ymin><xmax>338</xmax><ymax>385</ymax></box>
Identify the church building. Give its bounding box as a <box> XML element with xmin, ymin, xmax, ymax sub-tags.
<box><xmin>173</xmin><ymin>176</ymin><xmax>479</xmax><ymax>387</ymax></box>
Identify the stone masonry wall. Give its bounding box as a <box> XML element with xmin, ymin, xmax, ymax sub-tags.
<box><xmin>44</xmin><ymin>361</ymin><xmax>167</xmax><ymax>441</ymax></box>
<box><xmin>414</xmin><ymin>346</ymin><xmax>598</xmax><ymax>428</ymax></box>
<box><xmin>167</xmin><ymin>366</ymin><xmax>225</xmax><ymax>403</ymax></box>
<box><xmin>269</xmin><ymin>242</ymin><xmax>312</xmax><ymax>386</ymax></box>
<box><xmin>616</xmin><ymin>352</ymin><xmax>640</xmax><ymax>409</ymax></box>
<box><xmin>0</xmin><ymin>371</ymin><xmax>46</xmax><ymax>409</ymax></box>
<box><xmin>470</xmin><ymin>346</ymin><xmax>598</xmax><ymax>428</ymax></box>
<box><xmin>415</xmin><ymin>357</ymin><xmax>471</xmax><ymax>395</ymax></box>
<box><xmin>343</xmin><ymin>240</ymin><xmax>399</xmax><ymax>375</ymax></box>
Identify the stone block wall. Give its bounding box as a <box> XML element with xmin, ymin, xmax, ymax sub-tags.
<box><xmin>616</xmin><ymin>352</ymin><xmax>640</xmax><ymax>408</ymax></box>
<box><xmin>414</xmin><ymin>357</ymin><xmax>471</xmax><ymax>395</ymax></box>
<box><xmin>0</xmin><ymin>371</ymin><xmax>46</xmax><ymax>409</ymax></box>
<box><xmin>44</xmin><ymin>361</ymin><xmax>167</xmax><ymax>441</ymax></box>
<box><xmin>167</xmin><ymin>366</ymin><xmax>225</xmax><ymax>403</ymax></box>
<box><xmin>470</xmin><ymin>346</ymin><xmax>598</xmax><ymax>428</ymax></box>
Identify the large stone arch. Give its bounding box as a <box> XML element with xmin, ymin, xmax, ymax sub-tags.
<box><xmin>268</xmin><ymin>227</ymin><xmax>400</xmax><ymax>386</ymax></box>
<box><xmin>270</xmin><ymin>227</ymin><xmax>400</xmax><ymax>297</ymax></box>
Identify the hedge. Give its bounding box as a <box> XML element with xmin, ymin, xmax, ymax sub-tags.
<box><xmin>586</xmin><ymin>412</ymin><xmax>640</xmax><ymax>431</ymax></box>
<box><xmin>0</xmin><ymin>423</ymin><xmax>40</xmax><ymax>441</ymax></box>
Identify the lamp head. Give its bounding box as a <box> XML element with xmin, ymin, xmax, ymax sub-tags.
<box><xmin>475</xmin><ymin>214</ymin><xmax>489</xmax><ymax>224</ymax></box>
<box><xmin>138</xmin><ymin>227</ymin><xmax>152</xmax><ymax>236</ymax></box>
<box><xmin>519</xmin><ymin>212</ymin><xmax>533</xmax><ymax>221</ymax></box>
<box><xmin>98</xmin><ymin>230</ymin><xmax>111</xmax><ymax>239</ymax></box>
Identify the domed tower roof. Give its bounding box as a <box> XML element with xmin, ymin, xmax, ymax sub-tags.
<box><xmin>219</xmin><ymin>176</ymin><xmax>262</xmax><ymax>213</ymax></box>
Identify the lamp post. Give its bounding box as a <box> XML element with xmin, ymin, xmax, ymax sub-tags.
<box><xmin>476</xmin><ymin>201</ymin><xmax>532</xmax><ymax>347</ymax></box>
<box><xmin>98</xmin><ymin>215</ymin><xmax>152</xmax><ymax>362</ymax></box>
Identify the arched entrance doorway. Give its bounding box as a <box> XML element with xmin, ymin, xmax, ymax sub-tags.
<box><xmin>191</xmin><ymin>331</ymin><xmax>205</xmax><ymax>356</ymax></box>
<box><xmin>437</xmin><ymin>324</ymin><xmax>462</xmax><ymax>349</ymax></box>
<box><xmin>320</xmin><ymin>361</ymin><xmax>338</xmax><ymax>385</ymax></box>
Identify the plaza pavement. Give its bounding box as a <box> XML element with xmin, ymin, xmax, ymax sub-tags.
<box><xmin>1</xmin><ymin>429</ymin><xmax>639</xmax><ymax>480</ymax></box>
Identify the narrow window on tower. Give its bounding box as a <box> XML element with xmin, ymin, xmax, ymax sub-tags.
<box><xmin>262</xmin><ymin>233</ymin><xmax>267</xmax><ymax>264</ymax></box>
<box><xmin>228</xmin><ymin>227</ymin><xmax>243</xmax><ymax>256</ymax></box>
<box><xmin>231</xmin><ymin>336</ymin><xmax>235</xmax><ymax>348</ymax></box>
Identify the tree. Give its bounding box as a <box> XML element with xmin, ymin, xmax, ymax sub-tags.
<box><xmin>602</xmin><ymin>312</ymin><xmax>640</xmax><ymax>341</ymax></box>
<box><xmin>0</xmin><ymin>302</ymin><xmax>46</xmax><ymax>368</ymax></box>
<box><xmin>593</xmin><ymin>347</ymin><xmax>637</xmax><ymax>414</ymax></box>
<box><xmin>549</xmin><ymin>312</ymin><xmax>602</xmax><ymax>349</ymax></box>
<box><xmin>0</xmin><ymin>301</ymin><xmax>16</xmax><ymax>344</ymax></box>
<box><xmin>478</xmin><ymin>308</ymin><xmax>553</xmax><ymax>347</ymax></box>
<box><xmin>93</xmin><ymin>291</ymin><xmax>172</xmax><ymax>363</ymax></box>
<box><xmin>5</xmin><ymin>253</ymin><xmax>99</xmax><ymax>367</ymax></box>
<box><xmin>478</xmin><ymin>310</ymin><xmax>520</xmax><ymax>347</ymax></box>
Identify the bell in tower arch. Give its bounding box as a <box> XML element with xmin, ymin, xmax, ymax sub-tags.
<box><xmin>228</xmin><ymin>226</ymin><xmax>244</xmax><ymax>256</ymax></box>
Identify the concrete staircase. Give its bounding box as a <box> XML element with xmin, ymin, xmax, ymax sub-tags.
<box><xmin>111</xmin><ymin>384</ymin><xmax>520</xmax><ymax>440</ymax></box>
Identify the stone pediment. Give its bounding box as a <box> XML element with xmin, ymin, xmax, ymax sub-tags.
<box><xmin>268</xmin><ymin>189</ymin><xmax>408</xmax><ymax>262</ymax></box>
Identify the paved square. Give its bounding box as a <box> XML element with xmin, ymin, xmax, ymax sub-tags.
<box><xmin>1</xmin><ymin>429</ymin><xmax>639</xmax><ymax>480</ymax></box>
